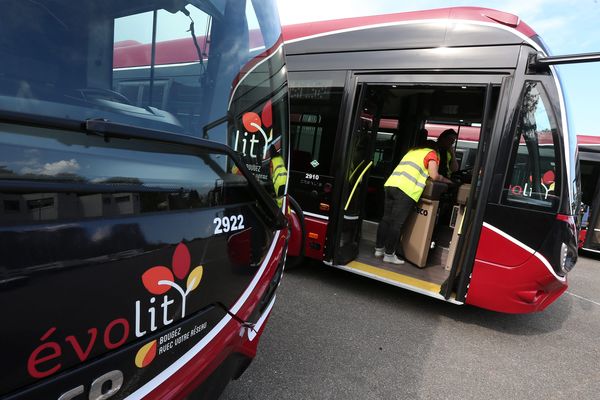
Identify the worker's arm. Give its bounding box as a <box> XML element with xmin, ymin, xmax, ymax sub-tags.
<box><xmin>428</xmin><ymin>160</ymin><xmax>454</xmax><ymax>184</ymax></box>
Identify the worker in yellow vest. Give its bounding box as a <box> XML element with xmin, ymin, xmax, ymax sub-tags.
<box><xmin>265</xmin><ymin>135</ymin><xmax>287</xmax><ymax>208</ymax></box>
<box><xmin>270</xmin><ymin>153</ymin><xmax>287</xmax><ymax>208</ymax></box>
<box><xmin>436</xmin><ymin>129</ymin><xmax>459</xmax><ymax>178</ymax></box>
<box><xmin>374</xmin><ymin>143</ymin><xmax>454</xmax><ymax>264</ymax></box>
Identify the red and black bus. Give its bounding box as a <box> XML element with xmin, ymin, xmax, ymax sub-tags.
<box><xmin>282</xmin><ymin>7</ymin><xmax>600</xmax><ymax>313</ymax></box>
<box><xmin>578</xmin><ymin>135</ymin><xmax>600</xmax><ymax>254</ymax></box>
<box><xmin>0</xmin><ymin>0</ymin><xmax>289</xmax><ymax>399</ymax></box>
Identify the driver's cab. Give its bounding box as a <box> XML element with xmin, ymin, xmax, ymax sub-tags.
<box><xmin>335</xmin><ymin>81</ymin><xmax>499</xmax><ymax>300</ymax></box>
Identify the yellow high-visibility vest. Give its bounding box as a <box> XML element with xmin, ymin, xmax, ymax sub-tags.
<box><xmin>271</xmin><ymin>155</ymin><xmax>287</xmax><ymax>207</ymax></box>
<box><xmin>385</xmin><ymin>148</ymin><xmax>435</xmax><ymax>202</ymax></box>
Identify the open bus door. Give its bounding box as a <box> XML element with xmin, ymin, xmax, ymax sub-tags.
<box><xmin>580</xmin><ymin>149</ymin><xmax>600</xmax><ymax>253</ymax></box>
<box><xmin>441</xmin><ymin>82</ymin><xmax>499</xmax><ymax>301</ymax></box>
<box><xmin>583</xmin><ymin>196</ymin><xmax>600</xmax><ymax>252</ymax></box>
<box><xmin>328</xmin><ymin>74</ymin><xmax>504</xmax><ymax>301</ymax></box>
<box><xmin>462</xmin><ymin>49</ymin><xmax>577</xmax><ymax>312</ymax></box>
<box><xmin>333</xmin><ymin>83</ymin><xmax>377</xmax><ymax>264</ymax></box>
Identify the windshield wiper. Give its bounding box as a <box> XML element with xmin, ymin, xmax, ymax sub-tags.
<box><xmin>84</xmin><ymin>118</ymin><xmax>287</xmax><ymax>230</ymax></box>
<box><xmin>0</xmin><ymin>108</ymin><xmax>83</xmax><ymax>133</ymax></box>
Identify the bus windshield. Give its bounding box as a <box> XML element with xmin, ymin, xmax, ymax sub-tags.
<box><xmin>0</xmin><ymin>0</ymin><xmax>280</xmax><ymax>133</ymax></box>
<box><xmin>1</xmin><ymin>0</ymin><xmax>287</xmax><ymax>195</ymax></box>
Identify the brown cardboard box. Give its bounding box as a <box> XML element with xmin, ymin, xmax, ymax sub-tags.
<box><xmin>401</xmin><ymin>198</ymin><xmax>439</xmax><ymax>268</ymax></box>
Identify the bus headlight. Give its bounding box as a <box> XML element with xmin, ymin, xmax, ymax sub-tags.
<box><xmin>560</xmin><ymin>242</ymin><xmax>576</xmax><ymax>275</ymax></box>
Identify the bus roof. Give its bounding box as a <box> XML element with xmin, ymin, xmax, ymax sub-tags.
<box><xmin>578</xmin><ymin>134</ymin><xmax>600</xmax><ymax>146</ymax></box>
<box><xmin>578</xmin><ymin>135</ymin><xmax>600</xmax><ymax>156</ymax></box>
<box><xmin>282</xmin><ymin>7</ymin><xmax>537</xmax><ymax>43</ymax></box>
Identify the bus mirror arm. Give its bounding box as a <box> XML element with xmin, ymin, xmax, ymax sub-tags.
<box><xmin>532</xmin><ymin>51</ymin><xmax>600</xmax><ymax>67</ymax></box>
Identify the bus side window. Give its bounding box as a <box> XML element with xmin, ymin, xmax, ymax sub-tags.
<box><xmin>288</xmin><ymin>71</ymin><xmax>345</xmax><ymax>176</ymax></box>
<box><xmin>501</xmin><ymin>81</ymin><xmax>561</xmax><ymax>211</ymax></box>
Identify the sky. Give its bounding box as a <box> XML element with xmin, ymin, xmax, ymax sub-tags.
<box><xmin>276</xmin><ymin>0</ymin><xmax>600</xmax><ymax>137</ymax></box>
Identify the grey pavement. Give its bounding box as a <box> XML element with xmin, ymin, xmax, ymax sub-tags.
<box><xmin>222</xmin><ymin>255</ymin><xmax>600</xmax><ymax>400</ymax></box>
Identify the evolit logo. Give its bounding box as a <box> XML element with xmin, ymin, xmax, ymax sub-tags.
<box><xmin>234</xmin><ymin>100</ymin><xmax>273</xmax><ymax>159</ymax></box>
<box><xmin>26</xmin><ymin>243</ymin><xmax>204</xmax><ymax>378</ymax></box>
<box><xmin>135</xmin><ymin>243</ymin><xmax>204</xmax><ymax>368</ymax></box>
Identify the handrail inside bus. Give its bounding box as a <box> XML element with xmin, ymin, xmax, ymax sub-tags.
<box><xmin>348</xmin><ymin>159</ymin><xmax>365</xmax><ymax>182</ymax></box>
<box><xmin>345</xmin><ymin>161</ymin><xmax>373</xmax><ymax>211</ymax></box>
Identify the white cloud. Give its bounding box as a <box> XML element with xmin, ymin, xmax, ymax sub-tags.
<box><xmin>21</xmin><ymin>159</ymin><xmax>81</xmax><ymax>176</ymax></box>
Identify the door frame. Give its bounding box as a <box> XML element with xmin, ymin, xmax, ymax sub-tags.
<box><xmin>583</xmin><ymin>171</ymin><xmax>600</xmax><ymax>252</ymax></box>
<box><xmin>326</xmin><ymin>72</ymin><xmax>510</xmax><ymax>271</ymax></box>
<box><xmin>580</xmin><ymin>151</ymin><xmax>600</xmax><ymax>252</ymax></box>
<box><xmin>461</xmin><ymin>47</ymin><xmax>574</xmax><ymax>311</ymax></box>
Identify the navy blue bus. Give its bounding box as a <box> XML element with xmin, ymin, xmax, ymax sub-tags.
<box><xmin>0</xmin><ymin>1</ymin><xmax>289</xmax><ymax>399</ymax></box>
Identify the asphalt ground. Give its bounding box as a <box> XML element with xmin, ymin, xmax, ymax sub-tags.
<box><xmin>222</xmin><ymin>255</ymin><xmax>600</xmax><ymax>400</ymax></box>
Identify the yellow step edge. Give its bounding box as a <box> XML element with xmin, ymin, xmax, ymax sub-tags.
<box><xmin>347</xmin><ymin>260</ymin><xmax>442</xmax><ymax>293</ymax></box>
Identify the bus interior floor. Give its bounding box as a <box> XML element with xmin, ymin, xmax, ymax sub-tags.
<box><xmin>356</xmin><ymin>239</ymin><xmax>450</xmax><ymax>286</ymax></box>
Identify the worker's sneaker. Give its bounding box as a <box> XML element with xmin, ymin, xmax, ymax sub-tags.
<box><xmin>374</xmin><ymin>247</ymin><xmax>384</xmax><ymax>257</ymax></box>
<box><xmin>383</xmin><ymin>253</ymin><xmax>405</xmax><ymax>265</ymax></box>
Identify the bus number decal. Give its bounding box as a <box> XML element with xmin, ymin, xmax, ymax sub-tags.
<box><xmin>305</xmin><ymin>173</ymin><xmax>320</xmax><ymax>180</ymax></box>
<box><xmin>214</xmin><ymin>215</ymin><xmax>245</xmax><ymax>234</ymax></box>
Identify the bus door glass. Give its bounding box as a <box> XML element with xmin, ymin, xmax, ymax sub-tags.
<box><xmin>497</xmin><ymin>81</ymin><xmax>562</xmax><ymax>246</ymax></box>
<box><xmin>580</xmin><ymin>156</ymin><xmax>600</xmax><ymax>251</ymax></box>
<box><xmin>335</xmin><ymin>83</ymin><xmax>378</xmax><ymax>264</ymax></box>
<box><xmin>585</xmin><ymin>197</ymin><xmax>600</xmax><ymax>251</ymax></box>
<box><xmin>442</xmin><ymin>83</ymin><xmax>502</xmax><ymax>299</ymax></box>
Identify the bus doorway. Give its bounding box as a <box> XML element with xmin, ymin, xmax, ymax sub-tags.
<box><xmin>284</xmin><ymin>7</ymin><xmax>595</xmax><ymax>313</ymax></box>
<box><xmin>331</xmin><ymin>77</ymin><xmax>500</xmax><ymax>299</ymax></box>
<box><xmin>579</xmin><ymin>142</ymin><xmax>600</xmax><ymax>253</ymax></box>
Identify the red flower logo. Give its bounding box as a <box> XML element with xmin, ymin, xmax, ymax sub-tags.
<box><xmin>135</xmin><ymin>340</ymin><xmax>157</xmax><ymax>368</ymax></box>
<box><xmin>241</xmin><ymin>101</ymin><xmax>274</xmax><ymax>158</ymax></box>
<box><xmin>142</xmin><ymin>243</ymin><xmax>203</xmax><ymax>318</ymax></box>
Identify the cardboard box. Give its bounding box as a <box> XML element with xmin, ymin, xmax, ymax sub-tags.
<box><xmin>401</xmin><ymin>198</ymin><xmax>439</xmax><ymax>268</ymax></box>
